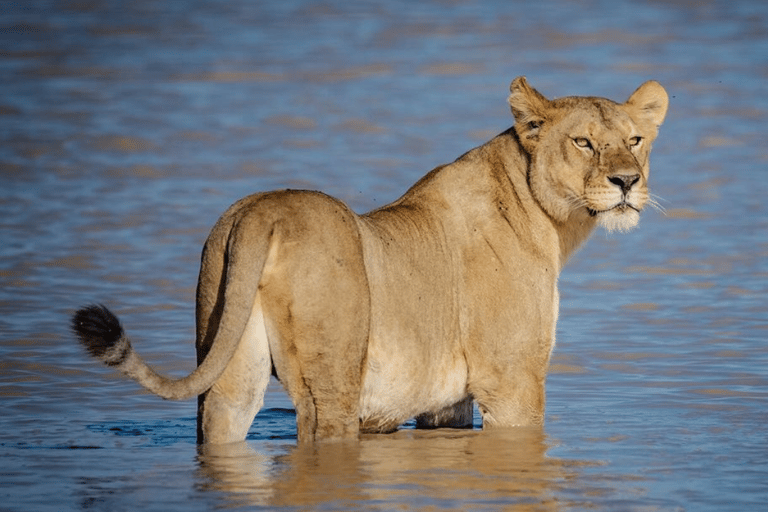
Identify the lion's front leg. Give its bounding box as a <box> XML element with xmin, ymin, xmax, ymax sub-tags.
<box><xmin>471</xmin><ymin>368</ymin><xmax>547</xmax><ymax>428</ymax></box>
<box><xmin>415</xmin><ymin>397</ymin><xmax>474</xmax><ymax>429</ymax></box>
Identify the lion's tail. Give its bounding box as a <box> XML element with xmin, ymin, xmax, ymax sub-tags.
<box><xmin>72</xmin><ymin>216</ymin><xmax>272</xmax><ymax>401</ymax></box>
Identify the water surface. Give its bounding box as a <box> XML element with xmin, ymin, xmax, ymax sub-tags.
<box><xmin>1</xmin><ymin>0</ymin><xmax>767</xmax><ymax>510</ymax></box>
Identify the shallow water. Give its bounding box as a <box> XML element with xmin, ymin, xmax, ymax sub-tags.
<box><xmin>1</xmin><ymin>0</ymin><xmax>767</xmax><ymax>510</ymax></box>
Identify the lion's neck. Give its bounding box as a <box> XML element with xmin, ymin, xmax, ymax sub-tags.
<box><xmin>555</xmin><ymin>212</ymin><xmax>598</xmax><ymax>267</ymax></box>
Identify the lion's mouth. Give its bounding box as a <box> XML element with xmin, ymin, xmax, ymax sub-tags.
<box><xmin>587</xmin><ymin>202</ymin><xmax>639</xmax><ymax>217</ymax></box>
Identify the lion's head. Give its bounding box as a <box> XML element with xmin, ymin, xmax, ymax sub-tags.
<box><xmin>508</xmin><ymin>77</ymin><xmax>668</xmax><ymax>233</ymax></box>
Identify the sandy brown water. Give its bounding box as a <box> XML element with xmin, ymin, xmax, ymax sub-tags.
<box><xmin>1</xmin><ymin>1</ymin><xmax>767</xmax><ymax>510</ymax></box>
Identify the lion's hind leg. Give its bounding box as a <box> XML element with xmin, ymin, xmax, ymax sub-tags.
<box><xmin>257</xmin><ymin>192</ymin><xmax>370</xmax><ymax>443</ymax></box>
<box><xmin>198</xmin><ymin>293</ymin><xmax>272</xmax><ymax>444</ymax></box>
<box><xmin>265</xmin><ymin>307</ymin><xmax>367</xmax><ymax>444</ymax></box>
<box><xmin>262</xmin><ymin>243</ymin><xmax>370</xmax><ymax>444</ymax></box>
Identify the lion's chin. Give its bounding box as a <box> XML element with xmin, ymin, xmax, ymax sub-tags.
<box><xmin>594</xmin><ymin>207</ymin><xmax>640</xmax><ymax>233</ymax></box>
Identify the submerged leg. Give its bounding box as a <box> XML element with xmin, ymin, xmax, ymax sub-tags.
<box><xmin>415</xmin><ymin>397</ymin><xmax>474</xmax><ymax>429</ymax></box>
<box><xmin>263</xmin><ymin>268</ymin><xmax>369</xmax><ymax>443</ymax></box>
<box><xmin>472</xmin><ymin>369</ymin><xmax>546</xmax><ymax>429</ymax></box>
<box><xmin>198</xmin><ymin>294</ymin><xmax>272</xmax><ymax>444</ymax></box>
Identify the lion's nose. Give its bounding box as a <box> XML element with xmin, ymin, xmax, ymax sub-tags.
<box><xmin>607</xmin><ymin>174</ymin><xmax>640</xmax><ymax>195</ymax></box>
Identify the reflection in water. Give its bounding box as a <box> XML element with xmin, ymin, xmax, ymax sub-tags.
<box><xmin>199</xmin><ymin>428</ymin><xmax>575</xmax><ymax>510</ymax></box>
<box><xmin>197</xmin><ymin>442</ymin><xmax>274</xmax><ymax>506</ymax></box>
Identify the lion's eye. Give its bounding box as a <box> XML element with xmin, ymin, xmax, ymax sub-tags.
<box><xmin>573</xmin><ymin>137</ymin><xmax>593</xmax><ymax>150</ymax></box>
<box><xmin>629</xmin><ymin>136</ymin><xmax>643</xmax><ymax>147</ymax></box>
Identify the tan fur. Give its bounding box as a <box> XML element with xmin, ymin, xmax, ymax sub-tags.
<box><xmin>80</xmin><ymin>77</ymin><xmax>668</xmax><ymax>444</ymax></box>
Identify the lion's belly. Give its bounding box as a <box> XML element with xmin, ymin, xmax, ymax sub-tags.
<box><xmin>358</xmin><ymin>337</ymin><xmax>468</xmax><ymax>430</ymax></box>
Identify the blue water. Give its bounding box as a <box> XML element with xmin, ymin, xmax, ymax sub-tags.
<box><xmin>1</xmin><ymin>0</ymin><xmax>767</xmax><ymax>510</ymax></box>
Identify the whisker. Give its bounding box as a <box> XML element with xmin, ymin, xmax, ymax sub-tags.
<box><xmin>647</xmin><ymin>194</ymin><xmax>667</xmax><ymax>215</ymax></box>
<box><xmin>566</xmin><ymin>195</ymin><xmax>589</xmax><ymax>215</ymax></box>
<box><xmin>648</xmin><ymin>201</ymin><xmax>666</xmax><ymax>215</ymax></box>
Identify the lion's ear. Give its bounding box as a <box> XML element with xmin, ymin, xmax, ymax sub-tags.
<box><xmin>624</xmin><ymin>80</ymin><xmax>669</xmax><ymax>138</ymax></box>
<box><xmin>508</xmin><ymin>76</ymin><xmax>550</xmax><ymax>146</ymax></box>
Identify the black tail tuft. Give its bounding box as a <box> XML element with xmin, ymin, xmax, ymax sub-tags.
<box><xmin>72</xmin><ymin>304</ymin><xmax>126</xmax><ymax>363</ymax></box>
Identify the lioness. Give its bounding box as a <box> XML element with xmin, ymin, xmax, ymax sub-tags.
<box><xmin>72</xmin><ymin>77</ymin><xmax>668</xmax><ymax>444</ymax></box>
